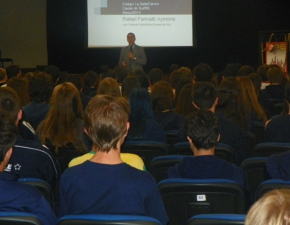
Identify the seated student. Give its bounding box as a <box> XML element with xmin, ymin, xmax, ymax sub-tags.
<box><xmin>0</xmin><ymin>87</ymin><xmax>59</xmax><ymax>188</ymax></box>
<box><xmin>245</xmin><ymin>189</ymin><xmax>290</xmax><ymax>225</ymax></box>
<box><xmin>265</xmin><ymin>80</ymin><xmax>290</xmax><ymax>142</ymax></box>
<box><xmin>265</xmin><ymin>150</ymin><xmax>290</xmax><ymax>180</ymax></box>
<box><xmin>59</xmin><ymin>95</ymin><xmax>168</xmax><ymax>225</ymax></box>
<box><xmin>0</xmin><ymin>115</ymin><xmax>57</xmax><ymax>225</ymax></box>
<box><xmin>168</xmin><ymin>109</ymin><xmax>244</xmax><ymax>187</ymax></box>
<box><xmin>178</xmin><ymin>82</ymin><xmax>246</xmax><ymax>165</ymax></box>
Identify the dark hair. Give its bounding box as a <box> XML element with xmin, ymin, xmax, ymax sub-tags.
<box><xmin>238</xmin><ymin>65</ymin><xmax>255</xmax><ymax>77</ymax></box>
<box><xmin>256</xmin><ymin>64</ymin><xmax>269</xmax><ymax>81</ymax></box>
<box><xmin>5</xmin><ymin>65</ymin><xmax>21</xmax><ymax>79</ymax></box>
<box><xmin>267</xmin><ymin>67</ymin><xmax>284</xmax><ymax>84</ymax></box>
<box><xmin>43</xmin><ymin>65</ymin><xmax>60</xmax><ymax>83</ymax></box>
<box><xmin>0</xmin><ymin>87</ymin><xmax>21</xmax><ymax>121</ymax></box>
<box><xmin>248</xmin><ymin>73</ymin><xmax>262</xmax><ymax>94</ymax></box>
<box><xmin>0</xmin><ymin>114</ymin><xmax>17</xmax><ymax>162</ymax></box>
<box><xmin>282</xmin><ymin>80</ymin><xmax>290</xmax><ymax>115</ymax></box>
<box><xmin>66</xmin><ymin>74</ymin><xmax>82</xmax><ymax>91</ymax></box>
<box><xmin>28</xmin><ymin>72</ymin><xmax>54</xmax><ymax>103</ymax></box>
<box><xmin>151</xmin><ymin>81</ymin><xmax>174</xmax><ymax>111</ymax></box>
<box><xmin>174</xmin><ymin>83</ymin><xmax>196</xmax><ymax>116</ymax></box>
<box><xmin>175</xmin><ymin>79</ymin><xmax>191</xmax><ymax>103</ymax></box>
<box><xmin>137</xmin><ymin>74</ymin><xmax>150</xmax><ymax>89</ymax></box>
<box><xmin>127</xmin><ymin>32</ymin><xmax>135</xmax><ymax>38</ymax></box>
<box><xmin>193</xmin><ymin>63</ymin><xmax>214</xmax><ymax>82</ymax></box>
<box><xmin>6</xmin><ymin>77</ymin><xmax>30</xmax><ymax>107</ymax></box>
<box><xmin>84</xmin><ymin>70</ymin><xmax>99</xmax><ymax>87</ymax></box>
<box><xmin>148</xmin><ymin>68</ymin><xmax>163</xmax><ymax>85</ymax></box>
<box><xmin>222</xmin><ymin>63</ymin><xmax>242</xmax><ymax>78</ymax></box>
<box><xmin>114</xmin><ymin>66</ymin><xmax>129</xmax><ymax>84</ymax></box>
<box><xmin>121</xmin><ymin>76</ymin><xmax>141</xmax><ymax>99</ymax></box>
<box><xmin>127</xmin><ymin>87</ymin><xmax>153</xmax><ymax>140</ymax></box>
<box><xmin>192</xmin><ymin>82</ymin><xmax>217</xmax><ymax>109</ymax></box>
<box><xmin>184</xmin><ymin>109</ymin><xmax>219</xmax><ymax>150</ymax></box>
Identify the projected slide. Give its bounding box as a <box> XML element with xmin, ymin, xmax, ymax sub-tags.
<box><xmin>87</xmin><ymin>0</ymin><xmax>193</xmax><ymax>47</ymax></box>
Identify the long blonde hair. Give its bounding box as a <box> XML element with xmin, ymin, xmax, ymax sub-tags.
<box><xmin>37</xmin><ymin>82</ymin><xmax>86</xmax><ymax>154</ymax></box>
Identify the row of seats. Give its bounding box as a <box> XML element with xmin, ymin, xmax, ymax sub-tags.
<box><xmin>0</xmin><ymin>212</ymin><xmax>247</xmax><ymax>225</ymax></box>
<box><xmin>18</xmin><ymin>176</ymin><xmax>290</xmax><ymax>225</ymax></box>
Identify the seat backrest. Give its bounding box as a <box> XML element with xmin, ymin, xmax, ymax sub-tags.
<box><xmin>252</xmin><ymin>121</ymin><xmax>265</xmax><ymax>145</ymax></box>
<box><xmin>187</xmin><ymin>214</ymin><xmax>246</xmax><ymax>225</ymax></box>
<box><xmin>18</xmin><ymin>178</ymin><xmax>54</xmax><ymax>209</ymax></box>
<box><xmin>242</xmin><ymin>132</ymin><xmax>256</xmax><ymax>158</ymax></box>
<box><xmin>150</xmin><ymin>155</ymin><xmax>187</xmax><ymax>182</ymax></box>
<box><xmin>165</xmin><ymin>130</ymin><xmax>179</xmax><ymax>149</ymax></box>
<box><xmin>240</xmin><ymin>157</ymin><xmax>268</xmax><ymax>207</ymax></box>
<box><xmin>172</xmin><ymin>142</ymin><xmax>236</xmax><ymax>164</ymax></box>
<box><xmin>121</xmin><ymin>141</ymin><xmax>168</xmax><ymax>172</ymax></box>
<box><xmin>252</xmin><ymin>142</ymin><xmax>290</xmax><ymax>157</ymax></box>
<box><xmin>0</xmin><ymin>212</ymin><xmax>42</xmax><ymax>225</ymax></box>
<box><xmin>57</xmin><ymin>214</ymin><xmax>162</xmax><ymax>225</ymax></box>
<box><xmin>158</xmin><ymin>179</ymin><xmax>245</xmax><ymax>225</ymax></box>
<box><xmin>256</xmin><ymin>179</ymin><xmax>290</xmax><ymax>201</ymax></box>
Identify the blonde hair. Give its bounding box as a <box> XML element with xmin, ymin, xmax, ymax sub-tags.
<box><xmin>245</xmin><ymin>189</ymin><xmax>290</xmax><ymax>225</ymax></box>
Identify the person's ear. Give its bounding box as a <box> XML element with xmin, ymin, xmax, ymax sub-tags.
<box><xmin>124</xmin><ymin>122</ymin><xmax>130</xmax><ymax>137</ymax></box>
<box><xmin>84</xmin><ymin>127</ymin><xmax>88</xmax><ymax>135</ymax></box>
<box><xmin>4</xmin><ymin>148</ymin><xmax>13</xmax><ymax>162</ymax></box>
<box><xmin>213</xmin><ymin>97</ymin><xmax>218</xmax><ymax>106</ymax></box>
<box><xmin>192</xmin><ymin>102</ymin><xmax>200</xmax><ymax>109</ymax></box>
<box><xmin>217</xmin><ymin>134</ymin><xmax>221</xmax><ymax>142</ymax></box>
<box><xmin>187</xmin><ymin>136</ymin><xmax>193</xmax><ymax>144</ymax></box>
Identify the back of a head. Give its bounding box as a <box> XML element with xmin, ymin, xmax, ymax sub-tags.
<box><xmin>267</xmin><ymin>67</ymin><xmax>284</xmax><ymax>84</ymax></box>
<box><xmin>43</xmin><ymin>65</ymin><xmax>60</xmax><ymax>84</ymax></box>
<box><xmin>6</xmin><ymin>76</ymin><xmax>30</xmax><ymax>107</ymax></box>
<box><xmin>184</xmin><ymin>109</ymin><xmax>219</xmax><ymax>150</ymax></box>
<box><xmin>5</xmin><ymin>64</ymin><xmax>21</xmax><ymax>79</ymax></box>
<box><xmin>222</xmin><ymin>63</ymin><xmax>241</xmax><ymax>78</ymax></box>
<box><xmin>0</xmin><ymin>68</ymin><xmax>7</xmax><ymax>83</ymax></box>
<box><xmin>175</xmin><ymin>78</ymin><xmax>191</xmax><ymax>102</ymax></box>
<box><xmin>175</xmin><ymin>83</ymin><xmax>195</xmax><ymax>116</ymax></box>
<box><xmin>0</xmin><ymin>87</ymin><xmax>21</xmax><ymax>121</ymax></box>
<box><xmin>218</xmin><ymin>77</ymin><xmax>242</xmax><ymax>107</ymax></box>
<box><xmin>121</xmin><ymin>76</ymin><xmax>141</xmax><ymax>99</ymax></box>
<box><xmin>151</xmin><ymin>81</ymin><xmax>174</xmax><ymax>111</ymax></box>
<box><xmin>248</xmin><ymin>73</ymin><xmax>262</xmax><ymax>93</ymax></box>
<box><xmin>129</xmin><ymin>87</ymin><xmax>153</xmax><ymax>121</ymax></box>
<box><xmin>137</xmin><ymin>74</ymin><xmax>150</xmax><ymax>89</ymax></box>
<box><xmin>148</xmin><ymin>68</ymin><xmax>163</xmax><ymax>85</ymax></box>
<box><xmin>192</xmin><ymin>82</ymin><xmax>217</xmax><ymax>109</ymax></box>
<box><xmin>97</xmin><ymin>77</ymin><xmax>121</xmax><ymax>97</ymax></box>
<box><xmin>114</xmin><ymin>66</ymin><xmax>129</xmax><ymax>84</ymax></box>
<box><xmin>66</xmin><ymin>74</ymin><xmax>82</xmax><ymax>91</ymax></box>
<box><xmin>29</xmin><ymin>72</ymin><xmax>54</xmax><ymax>103</ymax></box>
<box><xmin>0</xmin><ymin>114</ymin><xmax>17</xmax><ymax>162</ymax></box>
<box><xmin>84</xmin><ymin>70</ymin><xmax>99</xmax><ymax>88</ymax></box>
<box><xmin>84</xmin><ymin>95</ymin><xmax>130</xmax><ymax>152</ymax></box>
<box><xmin>169</xmin><ymin>64</ymin><xmax>180</xmax><ymax>74</ymax></box>
<box><xmin>238</xmin><ymin>65</ymin><xmax>255</xmax><ymax>77</ymax></box>
<box><xmin>245</xmin><ymin>189</ymin><xmax>290</xmax><ymax>225</ymax></box>
<box><xmin>193</xmin><ymin>63</ymin><xmax>214</xmax><ymax>82</ymax></box>
<box><xmin>101</xmin><ymin>69</ymin><xmax>116</xmax><ymax>80</ymax></box>
<box><xmin>257</xmin><ymin>64</ymin><xmax>269</xmax><ymax>81</ymax></box>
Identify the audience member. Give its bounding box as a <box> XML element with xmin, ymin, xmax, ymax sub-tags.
<box><xmin>126</xmin><ymin>87</ymin><xmax>167</xmax><ymax>143</ymax></box>
<box><xmin>6</xmin><ymin>76</ymin><xmax>30</xmax><ymax>107</ymax></box>
<box><xmin>0</xmin><ymin>68</ymin><xmax>7</xmax><ymax>86</ymax></box>
<box><xmin>22</xmin><ymin>72</ymin><xmax>53</xmax><ymax>129</ymax></box>
<box><xmin>114</xmin><ymin>65</ymin><xmax>128</xmax><ymax>84</ymax></box>
<box><xmin>58</xmin><ymin>95</ymin><xmax>168</xmax><ymax>225</ymax></box>
<box><xmin>43</xmin><ymin>65</ymin><xmax>61</xmax><ymax>85</ymax></box>
<box><xmin>266</xmin><ymin>150</ymin><xmax>290</xmax><ymax>180</ymax></box>
<box><xmin>174</xmin><ymin>83</ymin><xmax>196</xmax><ymax>117</ymax></box>
<box><xmin>0</xmin><ymin>115</ymin><xmax>57</xmax><ymax>225</ymax></box>
<box><xmin>83</xmin><ymin>70</ymin><xmax>99</xmax><ymax>97</ymax></box>
<box><xmin>178</xmin><ymin>82</ymin><xmax>246</xmax><ymax>165</ymax></box>
<box><xmin>238</xmin><ymin>65</ymin><xmax>255</xmax><ymax>77</ymax></box>
<box><xmin>121</xmin><ymin>75</ymin><xmax>141</xmax><ymax>99</ymax></box>
<box><xmin>151</xmin><ymin>81</ymin><xmax>184</xmax><ymax>131</ymax></box>
<box><xmin>168</xmin><ymin>109</ymin><xmax>244</xmax><ymax>187</ymax></box>
<box><xmin>97</xmin><ymin>77</ymin><xmax>121</xmax><ymax>97</ymax></box>
<box><xmin>174</xmin><ymin>78</ymin><xmax>191</xmax><ymax>104</ymax></box>
<box><xmin>148</xmin><ymin>68</ymin><xmax>164</xmax><ymax>87</ymax></box>
<box><xmin>192</xmin><ymin>63</ymin><xmax>214</xmax><ymax>82</ymax></box>
<box><xmin>66</xmin><ymin>74</ymin><xmax>91</xmax><ymax>111</ymax></box>
<box><xmin>222</xmin><ymin>63</ymin><xmax>242</xmax><ymax>78</ymax></box>
<box><xmin>216</xmin><ymin>77</ymin><xmax>251</xmax><ymax>131</ymax></box>
<box><xmin>245</xmin><ymin>189</ymin><xmax>290</xmax><ymax>225</ymax></box>
<box><xmin>5</xmin><ymin>64</ymin><xmax>22</xmax><ymax>79</ymax></box>
<box><xmin>238</xmin><ymin>76</ymin><xmax>267</xmax><ymax>122</ymax></box>
<box><xmin>264</xmin><ymin>80</ymin><xmax>290</xmax><ymax>142</ymax></box>
<box><xmin>0</xmin><ymin>87</ymin><xmax>59</xmax><ymax>187</ymax></box>
<box><xmin>37</xmin><ymin>82</ymin><xmax>88</xmax><ymax>155</ymax></box>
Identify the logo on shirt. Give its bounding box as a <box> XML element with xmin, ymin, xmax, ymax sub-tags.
<box><xmin>4</xmin><ymin>164</ymin><xmax>12</xmax><ymax>172</ymax></box>
<box><xmin>14</xmin><ymin>164</ymin><xmax>21</xmax><ymax>170</ymax></box>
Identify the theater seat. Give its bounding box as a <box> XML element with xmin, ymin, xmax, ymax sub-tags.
<box><xmin>0</xmin><ymin>212</ymin><xmax>42</xmax><ymax>225</ymax></box>
<box><xmin>57</xmin><ymin>214</ymin><xmax>162</xmax><ymax>225</ymax></box>
<box><xmin>187</xmin><ymin>214</ymin><xmax>246</xmax><ymax>225</ymax></box>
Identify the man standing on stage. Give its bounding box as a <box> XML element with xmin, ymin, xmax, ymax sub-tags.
<box><xmin>118</xmin><ymin>33</ymin><xmax>147</xmax><ymax>72</ymax></box>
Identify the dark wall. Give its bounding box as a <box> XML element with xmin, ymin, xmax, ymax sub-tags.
<box><xmin>47</xmin><ymin>0</ymin><xmax>290</xmax><ymax>73</ymax></box>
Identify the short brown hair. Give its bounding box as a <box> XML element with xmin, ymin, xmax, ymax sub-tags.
<box><xmin>267</xmin><ymin>67</ymin><xmax>284</xmax><ymax>83</ymax></box>
<box><xmin>84</xmin><ymin>95</ymin><xmax>130</xmax><ymax>152</ymax></box>
<box><xmin>0</xmin><ymin>87</ymin><xmax>20</xmax><ymax>121</ymax></box>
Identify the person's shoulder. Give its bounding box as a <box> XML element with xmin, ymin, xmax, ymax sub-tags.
<box><xmin>14</xmin><ymin>137</ymin><xmax>52</xmax><ymax>154</ymax></box>
<box><xmin>68</xmin><ymin>152</ymin><xmax>94</xmax><ymax>168</ymax></box>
